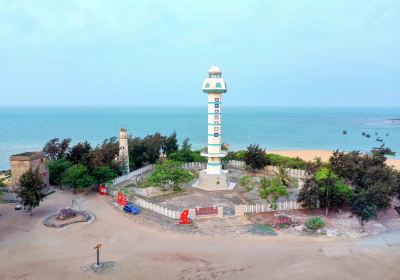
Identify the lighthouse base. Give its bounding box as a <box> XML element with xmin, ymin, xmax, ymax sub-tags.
<box><xmin>196</xmin><ymin>170</ymin><xmax>235</xmax><ymax>191</ymax></box>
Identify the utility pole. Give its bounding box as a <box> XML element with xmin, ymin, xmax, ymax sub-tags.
<box><xmin>93</xmin><ymin>243</ymin><xmax>102</xmax><ymax>266</ymax></box>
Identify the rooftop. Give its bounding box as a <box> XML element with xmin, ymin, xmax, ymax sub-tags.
<box><xmin>10</xmin><ymin>152</ymin><xmax>44</xmax><ymax>161</ymax></box>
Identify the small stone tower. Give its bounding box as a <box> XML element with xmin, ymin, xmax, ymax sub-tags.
<box><xmin>119</xmin><ymin>128</ymin><xmax>129</xmax><ymax>174</ymax></box>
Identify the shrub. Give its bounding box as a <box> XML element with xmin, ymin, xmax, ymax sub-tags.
<box><xmin>304</xmin><ymin>216</ymin><xmax>325</xmax><ymax>231</ymax></box>
<box><xmin>266</xmin><ymin>154</ymin><xmax>306</xmax><ymax>169</ymax></box>
<box><xmin>239</xmin><ymin>176</ymin><xmax>254</xmax><ymax>192</ymax></box>
<box><xmin>244</xmin><ymin>144</ymin><xmax>268</xmax><ymax>171</ymax></box>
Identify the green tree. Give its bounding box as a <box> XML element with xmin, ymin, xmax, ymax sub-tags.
<box><xmin>239</xmin><ymin>176</ymin><xmax>254</xmax><ymax>192</ymax></box>
<box><xmin>181</xmin><ymin>138</ymin><xmax>192</xmax><ymax>150</ymax></box>
<box><xmin>244</xmin><ymin>144</ymin><xmax>268</xmax><ymax>171</ymax></box>
<box><xmin>148</xmin><ymin>160</ymin><xmax>193</xmax><ymax>191</ymax></box>
<box><xmin>161</xmin><ymin>131</ymin><xmax>179</xmax><ymax>156</ymax></box>
<box><xmin>47</xmin><ymin>159</ymin><xmax>72</xmax><ymax>187</ymax></box>
<box><xmin>320</xmin><ymin>169</ymin><xmax>352</xmax><ymax>216</ymax></box>
<box><xmin>92</xmin><ymin>166</ymin><xmax>117</xmax><ymax>184</ymax></box>
<box><xmin>273</xmin><ymin>165</ymin><xmax>293</xmax><ymax>187</ymax></box>
<box><xmin>330</xmin><ymin>148</ymin><xmax>397</xmax><ymax>225</ymax></box>
<box><xmin>62</xmin><ymin>164</ymin><xmax>95</xmax><ymax>193</ymax></box>
<box><xmin>90</xmin><ymin>137</ymin><xmax>119</xmax><ymax>171</ymax></box>
<box><xmin>350</xmin><ymin>192</ymin><xmax>377</xmax><ymax>230</ymax></box>
<box><xmin>14</xmin><ymin>168</ymin><xmax>44</xmax><ymax>215</ymax></box>
<box><xmin>297</xmin><ymin>176</ymin><xmax>320</xmax><ymax>209</ymax></box>
<box><xmin>42</xmin><ymin>138</ymin><xmax>71</xmax><ymax>160</ymax></box>
<box><xmin>0</xmin><ymin>177</ymin><xmax>6</xmax><ymax>201</ymax></box>
<box><xmin>68</xmin><ymin>141</ymin><xmax>92</xmax><ymax>165</ymax></box>
<box><xmin>128</xmin><ymin>133</ymin><xmax>164</xmax><ymax>169</ymax></box>
<box><xmin>258</xmin><ymin>176</ymin><xmax>289</xmax><ymax>210</ymax></box>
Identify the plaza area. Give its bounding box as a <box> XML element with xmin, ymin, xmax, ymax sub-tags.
<box><xmin>1</xmin><ymin>190</ymin><xmax>400</xmax><ymax>280</ymax></box>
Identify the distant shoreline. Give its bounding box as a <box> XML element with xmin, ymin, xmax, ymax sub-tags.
<box><xmin>271</xmin><ymin>150</ymin><xmax>400</xmax><ymax>170</ymax></box>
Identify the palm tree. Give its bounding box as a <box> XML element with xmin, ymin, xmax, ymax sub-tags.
<box><xmin>273</xmin><ymin>165</ymin><xmax>293</xmax><ymax>187</ymax></box>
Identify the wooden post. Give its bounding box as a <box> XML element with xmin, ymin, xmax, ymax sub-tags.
<box><xmin>93</xmin><ymin>243</ymin><xmax>102</xmax><ymax>266</ymax></box>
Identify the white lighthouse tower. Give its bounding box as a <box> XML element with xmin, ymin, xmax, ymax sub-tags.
<box><xmin>197</xmin><ymin>66</ymin><xmax>232</xmax><ymax>191</ymax></box>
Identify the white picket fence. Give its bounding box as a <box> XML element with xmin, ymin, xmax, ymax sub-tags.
<box><xmin>134</xmin><ymin>197</ymin><xmax>181</xmax><ymax>219</ymax></box>
<box><xmin>242</xmin><ymin>200</ymin><xmax>303</xmax><ymax>214</ymax></box>
<box><xmin>182</xmin><ymin>162</ymin><xmax>206</xmax><ymax>170</ymax></box>
<box><xmin>228</xmin><ymin>160</ymin><xmax>246</xmax><ymax>169</ymax></box>
<box><xmin>228</xmin><ymin>160</ymin><xmax>306</xmax><ymax>178</ymax></box>
<box><xmin>112</xmin><ymin>165</ymin><xmax>154</xmax><ymax>185</ymax></box>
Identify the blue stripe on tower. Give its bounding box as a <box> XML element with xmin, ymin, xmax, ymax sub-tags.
<box><xmin>207</xmin><ymin>163</ymin><xmax>222</xmax><ymax>166</ymax></box>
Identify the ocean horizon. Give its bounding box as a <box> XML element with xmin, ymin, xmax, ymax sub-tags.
<box><xmin>1</xmin><ymin>106</ymin><xmax>399</xmax><ymax>170</ymax></box>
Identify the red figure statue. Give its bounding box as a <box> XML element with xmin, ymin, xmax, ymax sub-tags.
<box><xmin>99</xmin><ymin>184</ymin><xmax>108</xmax><ymax>195</ymax></box>
<box><xmin>179</xmin><ymin>210</ymin><xmax>192</xmax><ymax>225</ymax></box>
<box><xmin>117</xmin><ymin>192</ymin><xmax>127</xmax><ymax>206</ymax></box>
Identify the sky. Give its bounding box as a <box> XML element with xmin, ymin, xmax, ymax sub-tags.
<box><xmin>0</xmin><ymin>0</ymin><xmax>399</xmax><ymax>107</ymax></box>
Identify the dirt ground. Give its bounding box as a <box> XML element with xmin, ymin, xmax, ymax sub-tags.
<box><xmin>1</xmin><ymin>191</ymin><xmax>400</xmax><ymax>280</ymax></box>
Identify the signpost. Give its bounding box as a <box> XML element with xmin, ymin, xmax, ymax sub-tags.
<box><xmin>93</xmin><ymin>243</ymin><xmax>102</xmax><ymax>267</ymax></box>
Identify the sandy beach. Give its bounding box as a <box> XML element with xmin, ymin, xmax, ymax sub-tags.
<box><xmin>271</xmin><ymin>150</ymin><xmax>400</xmax><ymax>170</ymax></box>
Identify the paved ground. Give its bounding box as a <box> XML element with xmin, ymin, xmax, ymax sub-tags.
<box><xmin>147</xmin><ymin>168</ymin><xmax>299</xmax><ymax>210</ymax></box>
<box><xmin>149</xmin><ymin>187</ymin><xmax>251</xmax><ymax>210</ymax></box>
<box><xmin>2</xmin><ymin>190</ymin><xmax>400</xmax><ymax>280</ymax></box>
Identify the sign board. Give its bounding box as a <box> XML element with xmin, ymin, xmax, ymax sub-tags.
<box><xmin>195</xmin><ymin>206</ymin><xmax>218</xmax><ymax>216</ymax></box>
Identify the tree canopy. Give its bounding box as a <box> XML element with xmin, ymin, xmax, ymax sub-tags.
<box><xmin>147</xmin><ymin>160</ymin><xmax>193</xmax><ymax>191</ymax></box>
<box><xmin>62</xmin><ymin>164</ymin><xmax>95</xmax><ymax>192</ymax></box>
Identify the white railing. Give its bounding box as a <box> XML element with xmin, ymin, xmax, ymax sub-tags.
<box><xmin>134</xmin><ymin>197</ymin><xmax>181</xmax><ymax>220</ymax></box>
<box><xmin>112</xmin><ymin>165</ymin><xmax>154</xmax><ymax>185</ymax></box>
<box><xmin>242</xmin><ymin>200</ymin><xmax>303</xmax><ymax>213</ymax></box>
<box><xmin>182</xmin><ymin>162</ymin><xmax>206</xmax><ymax>170</ymax></box>
<box><xmin>227</xmin><ymin>160</ymin><xmax>306</xmax><ymax>178</ymax></box>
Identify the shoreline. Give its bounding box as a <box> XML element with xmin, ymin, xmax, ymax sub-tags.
<box><xmin>271</xmin><ymin>150</ymin><xmax>400</xmax><ymax>170</ymax></box>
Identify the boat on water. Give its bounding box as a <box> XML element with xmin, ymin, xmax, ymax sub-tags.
<box><xmin>376</xmin><ymin>137</ymin><xmax>383</xmax><ymax>142</ymax></box>
<box><xmin>372</xmin><ymin>147</ymin><xmax>396</xmax><ymax>156</ymax></box>
<box><xmin>343</xmin><ymin>130</ymin><xmax>347</xmax><ymax>135</ymax></box>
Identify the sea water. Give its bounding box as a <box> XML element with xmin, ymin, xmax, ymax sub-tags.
<box><xmin>0</xmin><ymin>106</ymin><xmax>399</xmax><ymax>170</ymax></box>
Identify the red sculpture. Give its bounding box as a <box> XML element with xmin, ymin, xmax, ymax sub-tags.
<box><xmin>117</xmin><ymin>192</ymin><xmax>127</xmax><ymax>206</ymax></box>
<box><xmin>179</xmin><ymin>210</ymin><xmax>192</xmax><ymax>225</ymax></box>
<box><xmin>99</xmin><ymin>184</ymin><xmax>108</xmax><ymax>195</ymax></box>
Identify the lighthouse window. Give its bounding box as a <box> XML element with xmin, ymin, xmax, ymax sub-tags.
<box><xmin>214</xmin><ymin>133</ymin><xmax>219</xmax><ymax>137</ymax></box>
<box><xmin>205</xmin><ymin>83</ymin><xmax>210</xmax><ymax>88</ymax></box>
<box><xmin>214</xmin><ymin>115</ymin><xmax>219</xmax><ymax>120</ymax></box>
<box><xmin>215</xmin><ymin>97</ymin><xmax>219</xmax><ymax>102</ymax></box>
<box><xmin>215</xmin><ymin>109</ymin><xmax>219</xmax><ymax>113</ymax></box>
<box><xmin>216</xmin><ymin>82</ymin><xmax>222</xmax><ymax>88</ymax></box>
<box><xmin>214</xmin><ymin>104</ymin><xmax>219</xmax><ymax>108</ymax></box>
